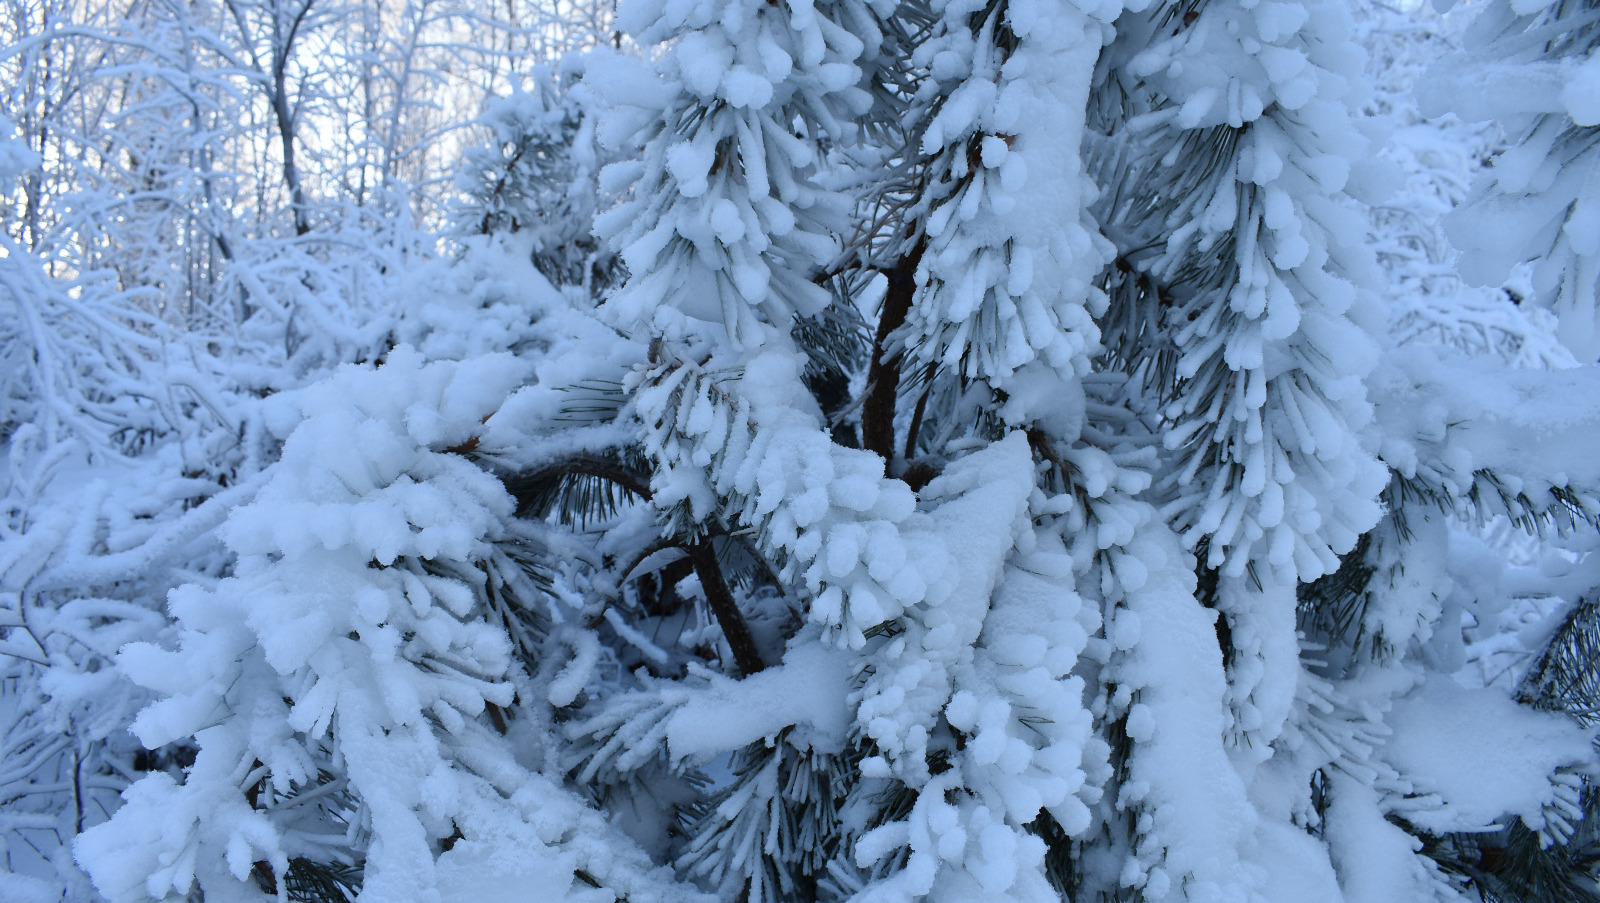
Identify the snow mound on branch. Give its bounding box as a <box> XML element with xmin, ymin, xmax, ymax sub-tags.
<box><xmin>1371</xmin><ymin>346</ymin><xmax>1600</xmax><ymax>504</ymax></box>
<box><xmin>1383</xmin><ymin>675</ymin><xmax>1595</xmax><ymax>834</ymax></box>
<box><xmin>396</xmin><ymin>234</ymin><xmax>571</xmax><ymax>361</ymax></box>
<box><xmin>665</xmin><ymin>643</ymin><xmax>854</xmax><ymax>760</ymax></box>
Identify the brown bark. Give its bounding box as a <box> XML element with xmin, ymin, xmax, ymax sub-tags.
<box><xmin>688</xmin><ymin>539</ymin><xmax>766</xmax><ymax>676</ymax></box>
<box><xmin>862</xmin><ymin>243</ymin><xmax>924</xmax><ymax>463</ymax></box>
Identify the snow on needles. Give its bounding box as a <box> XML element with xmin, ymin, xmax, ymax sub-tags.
<box><xmin>77</xmin><ymin>350</ymin><xmax>696</xmax><ymax>903</ymax></box>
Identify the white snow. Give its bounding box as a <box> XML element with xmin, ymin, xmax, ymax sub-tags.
<box><xmin>664</xmin><ymin>642</ymin><xmax>854</xmax><ymax>760</ymax></box>
<box><xmin>10</xmin><ymin>2</ymin><xmax>1600</xmax><ymax>903</ymax></box>
<box><xmin>1383</xmin><ymin>674</ymin><xmax>1595</xmax><ymax>833</ymax></box>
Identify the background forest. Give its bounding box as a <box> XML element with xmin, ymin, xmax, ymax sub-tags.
<box><xmin>3</xmin><ymin>0</ymin><xmax>1600</xmax><ymax>901</ymax></box>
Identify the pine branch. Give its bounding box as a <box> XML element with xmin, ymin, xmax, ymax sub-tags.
<box><xmin>502</xmin><ymin>451</ymin><xmax>767</xmax><ymax>676</ymax></box>
<box><xmin>1297</xmin><ymin>531</ymin><xmax>1377</xmax><ymax>651</ymax></box>
<box><xmin>793</xmin><ymin>283</ymin><xmax>871</xmax><ymax>447</ymax></box>
<box><xmin>687</xmin><ymin>538</ymin><xmax>766</xmax><ymax>677</ymax></box>
<box><xmin>282</xmin><ymin>857</ymin><xmax>363</xmax><ymax>903</ymax></box>
<box><xmin>1519</xmin><ymin>595</ymin><xmax>1600</xmax><ymax>725</ymax></box>
<box><xmin>503</xmin><ymin>452</ymin><xmax>653</xmax><ymax>524</ymax></box>
<box><xmin>1429</xmin><ymin>813</ymin><xmax>1600</xmax><ymax>903</ymax></box>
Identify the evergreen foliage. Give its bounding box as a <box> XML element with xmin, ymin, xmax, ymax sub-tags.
<box><xmin>2</xmin><ymin>1</ymin><xmax>1600</xmax><ymax>902</ymax></box>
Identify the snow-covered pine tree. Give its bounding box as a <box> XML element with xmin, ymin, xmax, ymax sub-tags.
<box><xmin>59</xmin><ymin>1</ymin><xmax>1600</xmax><ymax>903</ymax></box>
<box><xmin>454</xmin><ymin>67</ymin><xmax>622</xmax><ymax>298</ymax></box>
<box><xmin>1421</xmin><ymin>0</ymin><xmax>1600</xmax><ymax>359</ymax></box>
<box><xmin>1404</xmin><ymin>0</ymin><xmax>1600</xmax><ymax>897</ymax></box>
